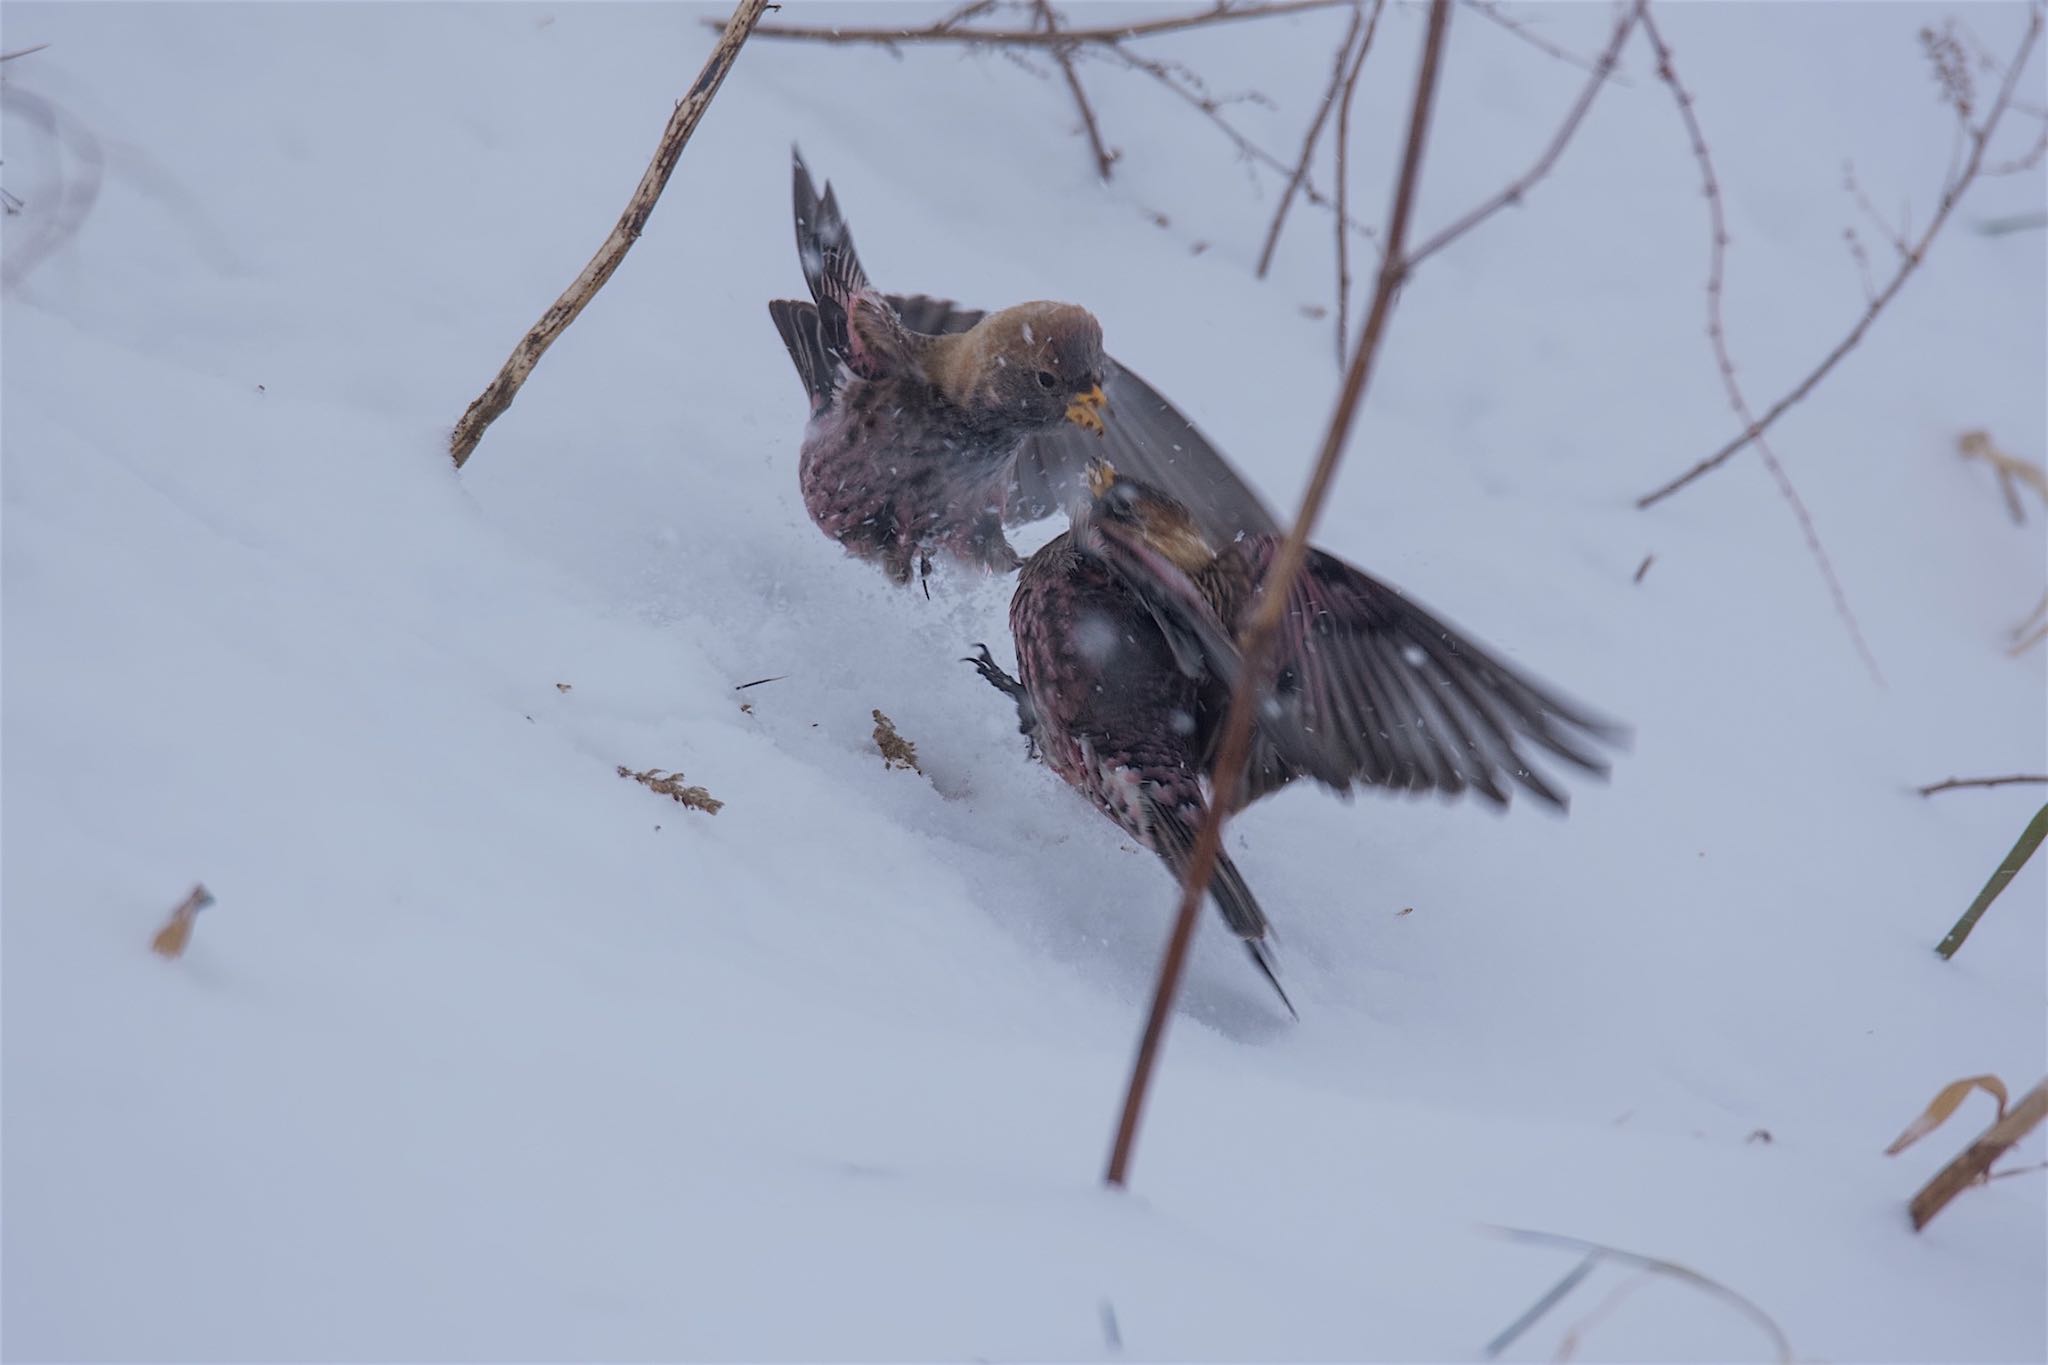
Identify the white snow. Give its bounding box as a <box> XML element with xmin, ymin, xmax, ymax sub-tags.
<box><xmin>4</xmin><ymin>3</ymin><xmax>2044</xmax><ymax>1361</ymax></box>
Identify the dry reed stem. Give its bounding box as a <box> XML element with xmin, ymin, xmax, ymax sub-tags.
<box><xmin>1484</xmin><ymin>1226</ymin><xmax>1793</xmax><ymax>1363</ymax></box>
<box><xmin>448</xmin><ymin>0</ymin><xmax>771</xmax><ymax>468</ymax></box>
<box><xmin>1636</xmin><ymin>4</ymin><xmax>2045</xmax><ymax>508</ymax></box>
<box><xmin>1909</xmin><ymin>1079</ymin><xmax>2048</xmax><ymax>1229</ymax></box>
<box><xmin>1105</xmin><ymin>0</ymin><xmax>1454</xmax><ymax>1191</ymax></box>
<box><xmin>1638</xmin><ymin>5</ymin><xmax>1884</xmax><ymax>685</ymax></box>
<box><xmin>1255</xmin><ymin>0</ymin><xmax>1372</xmax><ymax>279</ymax></box>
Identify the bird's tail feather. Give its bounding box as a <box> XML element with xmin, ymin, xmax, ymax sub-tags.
<box><xmin>776</xmin><ymin>146</ymin><xmax>879</xmax><ymax>409</ymax></box>
<box><xmin>1148</xmin><ymin>800</ymin><xmax>1297</xmax><ymax>1019</ymax></box>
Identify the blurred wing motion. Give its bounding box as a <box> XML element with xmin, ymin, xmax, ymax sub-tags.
<box><xmin>1092</xmin><ymin>523</ymin><xmax>1628</xmax><ymax>810</ymax></box>
<box><xmin>886</xmin><ymin>292</ymin><xmax>1280</xmax><ymax>544</ymax></box>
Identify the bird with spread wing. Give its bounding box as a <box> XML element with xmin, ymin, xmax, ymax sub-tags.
<box><xmin>769</xmin><ymin>150</ymin><xmax>1279</xmax><ymax>585</ymax></box>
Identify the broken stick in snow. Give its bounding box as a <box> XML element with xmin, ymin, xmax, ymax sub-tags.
<box><xmin>448</xmin><ymin>0</ymin><xmax>771</xmax><ymax>469</ymax></box>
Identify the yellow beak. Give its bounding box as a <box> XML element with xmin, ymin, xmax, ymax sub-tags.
<box><xmin>1064</xmin><ymin>384</ymin><xmax>1108</xmax><ymax>436</ymax></box>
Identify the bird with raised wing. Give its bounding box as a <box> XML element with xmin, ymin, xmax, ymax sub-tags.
<box><xmin>971</xmin><ymin>462</ymin><xmax>1625</xmax><ymax>1015</ymax></box>
<box><xmin>769</xmin><ymin>150</ymin><xmax>1279</xmax><ymax>585</ymax></box>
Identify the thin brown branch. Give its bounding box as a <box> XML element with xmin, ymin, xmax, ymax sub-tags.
<box><xmin>1331</xmin><ymin>2</ymin><xmax>1377</xmax><ymax>364</ymax></box>
<box><xmin>449</xmin><ymin>0</ymin><xmax>771</xmax><ymax>468</ymax></box>
<box><xmin>739</xmin><ymin>0</ymin><xmax>1353</xmax><ymax>47</ymax></box>
<box><xmin>1405</xmin><ymin>0</ymin><xmax>1640</xmax><ymax>272</ymax></box>
<box><xmin>1910</xmin><ymin>1079</ymin><xmax>2048</xmax><ymax>1230</ymax></box>
<box><xmin>1036</xmin><ymin>2</ymin><xmax>1118</xmax><ymax>180</ymax></box>
<box><xmin>1255</xmin><ymin>0</ymin><xmax>1372</xmax><ymax>279</ymax></box>
<box><xmin>1917</xmin><ymin>773</ymin><xmax>2048</xmax><ymax>797</ymax></box>
<box><xmin>1106</xmin><ymin>0</ymin><xmax>1454</xmax><ymax>1192</ymax></box>
<box><xmin>1842</xmin><ymin>160</ymin><xmax>1912</xmax><ymax>259</ymax></box>
<box><xmin>1637</xmin><ymin>4</ymin><xmax>1884</xmax><ymax>685</ymax></box>
<box><xmin>1462</xmin><ymin>0</ymin><xmax>1624</xmax><ymax>81</ymax></box>
<box><xmin>1636</xmin><ymin>3</ymin><xmax>2045</xmax><ymax>508</ymax></box>
<box><xmin>1102</xmin><ymin>44</ymin><xmax>1379</xmax><ymax>248</ymax></box>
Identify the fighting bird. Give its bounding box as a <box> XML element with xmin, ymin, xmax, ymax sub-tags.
<box><xmin>769</xmin><ymin>149</ymin><xmax>1279</xmax><ymax>585</ymax></box>
<box><xmin>971</xmin><ymin>463</ymin><xmax>1626</xmax><ymax>1015</ymax></box>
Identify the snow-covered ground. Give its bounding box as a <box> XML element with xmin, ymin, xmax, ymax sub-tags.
<box><xmin>5</xmin><ymin>3</ymin><xmax>2044</xmax><ymax>1360</ymax></box>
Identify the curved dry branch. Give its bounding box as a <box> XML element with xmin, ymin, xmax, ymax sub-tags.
<box><xmin>1636</xmin><ymin>3</ymin><xmax>2045</xmax><ymax>508</ymax></box>
<box><xmin>449</xmin><ymin>0</ymin><xmax>771</xmax><ymax>468</ymax></box>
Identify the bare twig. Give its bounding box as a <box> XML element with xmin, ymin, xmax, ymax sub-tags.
<box><xmin>1909</xmin><ymin>1079</ymin><xmax>2048</xmax><ymax>1229</ymax></box>
<box><xmin>1102</xmin><ymin>44</ymin><xmax>1379</xmax><ymax>248</ymax></box>
<box><xmin>1484</xmin><ymin>1227</ymin><xmax>1794</xmax><ymax>1363</ymax></box>
<box><xmin>1917</xmin><ymin>773</ymin><xmax>2048</xmax><ymax>797</ymax></box>
<box><xmin>1631</xmin><ymin>553</ymin><xmax>1655</xmax><ymax>584</ymax></box>
<box><xmin>1637</xmin><ymin>4</ymin><xmax>2045</xmax><ymax>508</ymax></box>
<box><xmin>449</xmin><ymin>0</ymin><xmax>771</xmax><ymax>468</ymax></box>
<box><xmin>1637</xmin><ymin>5</ymin><xmax>1884</xmax><ymax>684</ymax></box>
<box><xmin>1035</xmin><ymin>1</ymin><xmax>1118</xmax><ymax>179</ymax></box>
<box><xmin>872</xmin><ymin>709</ymin><xmax>923</xmax><ymax>773</ymax></box>
<box><xmin>1331</xmin><ymin>2</ymin><xmax>1377</xmax><ymax>364</ymax></box>
<box><xmin>1255</xmin><ymin>0</ymin><xmax>1372</xmax><ymax>278</ymax></box>
<box><xmin>1105</xmin><ymin>0</ymin><xmax>1454</xmax><ymax>1191</ymax></box>
<box><xmin>1462</xmin><ymin>0</ymin><xmax>1624</xmax><ymax>81</ymax></box>
<box><xmin>1959</xmin><ymin>428</ymin><xmax>2047</xmax><ymax>523</ymax></box>
<box><xmin>1404</xmin><ymin>0</ymin><xmax>1641</xmax><ymax>272</ymax></box>
<box><xmin>0</xmin><ymin>42</ymin><xmax>52</xmax><ymax>62</ymax></box>
<box><xmin>1843</xmin><ymin>160</ymin><xmax>1912</xmax><ymax>259</ymax></box>
<box><xmin>739</xmin><ymin>0</ymin><xmax>1354</xmax><ymax>47</ymax></box>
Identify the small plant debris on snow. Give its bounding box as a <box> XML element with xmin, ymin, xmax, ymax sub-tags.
<box><xmin>150</xmin><ymin>883</ymin><xmax>214</xmax><ymax>959</ymax></box>
<box><xmin>1888</xmin><ymin>1074</ymin><xmax>2048</xmax><ymax>1230</ymax></box>
<box><xmin>555</xmin><ymin>682</ymin><xmax>573</xmax><ymax>692</ymax></box>
<box><xmin>1958</xmin><ymin>428</ymin><xmax>2047</xmax><ymax>524</ymax></box>
<box><xmin>871</xmin><ymin>709</ymin><xmax>921</xmax><ymax>773</ymax></box>
<box><xmin>617</xmin><ymin>765</ymin><xmax>723</xmax><ymax>814</ymax></box>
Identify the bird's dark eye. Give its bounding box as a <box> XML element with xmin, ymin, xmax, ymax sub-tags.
<box><xmin>1036</xmin><ymin>371</ymin><xmax>1057</xmax><ymax>390</ymax></box>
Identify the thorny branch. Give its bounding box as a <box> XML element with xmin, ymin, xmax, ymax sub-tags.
<box><xmin>449</xmin><ymin>0</ymin><xmax>771</xmax><ymax>467</ymax></box>
<box><xmin>1637</xmin><ymin>5</ymin><xmax>1884</xmax><ymax>684</ymax></box>
<box><xmin>1106</xmin><ymin>0</ymin><xmax>1455</xmax><ymax>1191</ymax></box>
<box><xmin>1636</xmin><ymin>3</ymin><xmax>2046</xmax><ymax>508</ymax></box>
